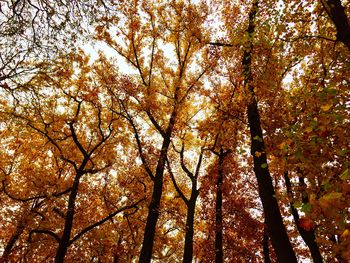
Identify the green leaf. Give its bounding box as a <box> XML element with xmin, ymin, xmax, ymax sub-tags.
<box><xmin>253</xmin><ymin>135</ymin><xmax>263</xmax><ymax>142</ymax></box>
<box><xmin>326</xmin><ymin>88</ymin><xmax>337</xmax><ymax>95</ymax></box>
<box><xmin>239</xmin><ymin>147</ymin><xmax>246</xmax><ymax>154</ymax></box>
<box><xmin>322</xmin><ymin>192</ymin><xmax>342</xmax><ymax>201</ymax></box>
<box><xmin>301</xmin><ymin>203</ymin><xmax>312</xmax><ymax>213</ymax></box>
<box><xmin>295</xmin><ymin>149</ymin><xmax>302</xmax><ymax>159</ymax></box>
<box><xmin>261</xmin><ymin>163</ymin><xmax>267</xmax><ymax>168</ymax></box>
<box><xmin>340</xmin><ymin>169</ymin><xmax>349</xmax><ymax>181</ymax></box>
<box><xmin>322</xmin><ymin>181</ymin><xmax>332</xmax><ymax>191</ymax></box>
<box><xmin>293</xmin><ymin>201</ymin><xmax>302</xmax><ymax>209</ymax></box>
<box><xmin>338</xmin><ymin>149</ymin><xmax>350</xmax><ymax>157</ymax></box>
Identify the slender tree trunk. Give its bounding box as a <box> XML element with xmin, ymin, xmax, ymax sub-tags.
<box><xmin>139</xmin><ymin>109</ymin><xmax>177</xmax><ymax>263</ymax></box>
<box><xmin>284</xmin><ymin>172</ymin><xmax>323</xmax><ymax>263</ymax></box>
<box><xmin>242</xmin><ymin>1</ymin><xmax>297</xmax><ymax>262</ymax></box>
<box><xmin>321</xmin><ymin>0</ymin><xmax>350</xmax><ymax>50</ymax></box>
<box><xmin>169</xmin><ymin>141</ymin><xmax>203</xmax><ymax>263</ymax></box>
<box><xmin>246</xmin><ymin>72</ymin><xmax>297</xmax><ymax>263</ymax></box>
<box><xmin>182</xmin><ymin>190</ymin><xmax>198</xmax><ymax>263</ymax></box>
<box><xmin>54</xmin><ymin>173</ymin><xmax>82</xmax><ymax>263</ymax></box>
<box><xmin>0</xmin><ymin>220</ymin><xmax>26</xmax><ymax>263</ymax></box>
<box><xmin>263</xmin><ymin>225</ymin><xmax>271</xmax><ymax>263</ymax></box>
<box><xmin>138</xmin><ymin>166</ymin><xmax>165</xmax><ymax>263</ymax></box>
<box><xmin>215</xmin><ymin>150</ymin><xmax>225</xmax><ymax>263</ymax></box>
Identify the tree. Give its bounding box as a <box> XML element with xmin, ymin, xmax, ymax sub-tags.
<box><xmin>0</xmin><ymin>0</ymin><xmax>109</xmax><ymax>85</ymax></box>
<box><xmin>1</xmin><ymin>51</ymin><xmax>145</xmax><ymax>262</ymax></box>
<box><xmin>167</xmin><ymin>139</ymin><xmax>204</xmax><ymax>263</ymax></box>
<box><xmin>95</xmin><ymin>1</ymin><xmax>216</xmax><ymax>261</ymax></box>
<box><xmin>1</xmin><ymin>0</ymin><xmax>350</xmax><ymax>262</ymax></box>
<box><xmin>239</xmin><ymin>1</ymin><xmax>297</xmax><ymax>261</ymax></box>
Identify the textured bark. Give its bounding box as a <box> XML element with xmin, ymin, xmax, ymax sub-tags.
<box><xmin>321</xmin><ymin>0</ymin><xmax>350</xmax><ymax>50</ymax></box>
<box><xmin>242</xmin><ymin>1</ymin><xmax>297</xmax><ymax>262</ymax></box>
<box><xmin>284</xmin><ymin>172</ymin><xmax>323</xmax><ymax>263</ymax></box>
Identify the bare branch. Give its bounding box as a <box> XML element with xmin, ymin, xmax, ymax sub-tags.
<box><xmin>28</xmin><ymin>229</ymin><xmax>60</xmax><ymax>243</ymax></box>
<box><xmin>69</xmin><ymin>198</ymin><xmax>145</xmax><ymax>245</ymax></box>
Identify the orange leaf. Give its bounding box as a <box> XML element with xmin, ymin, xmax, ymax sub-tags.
<box><xmin>299</xmin><ymin>217</ymin><xmax>314</xmax><ymax>231</ymax></box>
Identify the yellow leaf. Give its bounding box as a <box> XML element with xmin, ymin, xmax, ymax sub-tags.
<box><xmin>322</xmin><ymin>192</ymin><xmax>342</xmax><ymax>201</ymax></box>
<box><xmin>309</xmin><ymin>194</ymin><xmax>316</xmax><ymax>205</ymax></box>
<box><xmin>341</xmin><ymin>229</ymin><xmax>350</xmax><ymax>239</ymax></box>
<box><xmin>255</xmin><ymin>151</ymin><xmax>262</xmax><ymax>157</ymax></box>
<box><xmin>321</xmin><ymin>104</ymin><xmax>332</xmax><ymax>111</ymax></box>
<box><xmin>319</xmin><ymin>192</ymin><xmax>342</xmax><ymax>208</ymax></box>
<box><xmin>278</xmin><ymin>142</ymin><xmax>286</xmax><ymax>150</ymax></box>
<box><xmin>305</xmin><ymin>126</ymin><xmax>313</xmax><ymax>133</ymax></box>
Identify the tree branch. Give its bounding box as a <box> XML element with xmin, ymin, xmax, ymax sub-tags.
<box><xmin>28</xmin><ymin>229</ymin><xmax>60</xmax><ymax>243</ymax></box>
<box><xmin>69</xmin><ymin>198</ymin><xmax>145</xmax><ymax>245</ymax></box>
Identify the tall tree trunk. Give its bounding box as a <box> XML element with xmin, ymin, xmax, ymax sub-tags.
<box><xmin>139</xmin><ymin>109</ymin><xmax>177</xmax><ymax>263</ymax></box>
<box><xmin>168</xmin><ymin>141</ymin><xmax>203</xmax><ymax>263</ymax></box>
<box><xmin>182</xmin><ymin>190</ymin><xmax>198</xmax><ymax>263</ymax></box>
<box><xmin>321</xmin><ymin>0</ymin><xmax>350</xmax><ymax>50</ymax></box>
<box><xmin>215</xmin><ymin>150</ymin><xmax>225</xmax><ymax>263</ymax></box>
<box><xmin>138</xmin><ymin>166</ymin><xmax>164</xmax><ymax>263</ymax></box>
<box><xmin>263</xmin><ymin>224</ymin><xmax>271</xmax><ymax>263</ymax></box>
<box><xmin>242</xmin><ymin>1</ymin><xmax>297</xmax><ymax>262</ymax></box>
<box><xmin>284</xmin><ymin>172</ymin><xmax>323</xmax><ymax>263</ymax></box>
<box><xmin>54</xmin><ymin>173</ymin><xmax>82</xmax><ymax>263</ymax></box>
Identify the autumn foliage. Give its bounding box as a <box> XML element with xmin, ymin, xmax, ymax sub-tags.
<box><xmin>0</xmin><ymin>0</ymin><xmax>349</xmax><ymax>262</ymax></box>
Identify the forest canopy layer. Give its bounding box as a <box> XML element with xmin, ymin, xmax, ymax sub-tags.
<box><xmin>0</xmin><ymin>0</ymin><xmax>349</xmax><ymax>262</ymax></box>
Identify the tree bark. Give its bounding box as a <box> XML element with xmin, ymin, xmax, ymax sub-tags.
<box><xmin>182</xmin><ymin>191</ymin><xmax>198</xmax><ymax>263</ymax></box>
<box><xmin>242</xmin><ymin>1</ymin><xmax>297</xmax><ymax>262</ymax></box>
<box><xmin>263</xmin><ymin>225</ymin><xmax>271</xmax><ymax>263</ymax></box>
<box><xmin>54</xmin><ymin>173</ymin><xmax>82</xmax><ymax>263</ymax></box>
<box><xmin>139</xmin><ymin>109</ymin><xmax>177</xmax><ymax>263</ymax></box>
<box><xmin>321</xmin><ymin>0</ymin><xmax>350</xmax><ymax>50</ymax></box>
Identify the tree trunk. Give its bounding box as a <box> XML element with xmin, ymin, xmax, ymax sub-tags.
<box><xmin>182</xmin><ymin>190</ymin><xmax>198</xmax><ymax>263</ymax></box>
<box><xmin>321</xmin><ymin>0</ymin><xmax>350</xmax><ymax>50</ymax></box>
<box><xmin>263</xmin><ymin>225</ymin><xmax>271</xmax><ymax>263</ymax></box>
<box><xmin>54</xmin><ymin>173</ymin><xmax>82</xmax><ymax>263</ymax></box>
<box><xmin>139</xmin><ymin>109</ymin><xmax>177</xmax><ymax>263</ymax></box>
<box><xmin>284</xmin><ymin>172</ymin><xmax>323</xmax><ymax>263</ymax></box>
<box><xmin>138</xmin><ymin>167</ymin><xmax>164</xmax><ymax>263</ymax></box>
<box><xmin>242</xmin><ymin>1</ymin><xmax>297</xmax><ymax>262</ymax></box>
<box><xmin>0</xmin><ymin>220</ymin><xmax>26</xmax><ymax>263</ymax></box>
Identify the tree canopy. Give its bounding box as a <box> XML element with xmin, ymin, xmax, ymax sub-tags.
<box><xmin>0</xmin><ymin>0</ymin><xmax>349</xmax><ymax>262</ymax></box>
